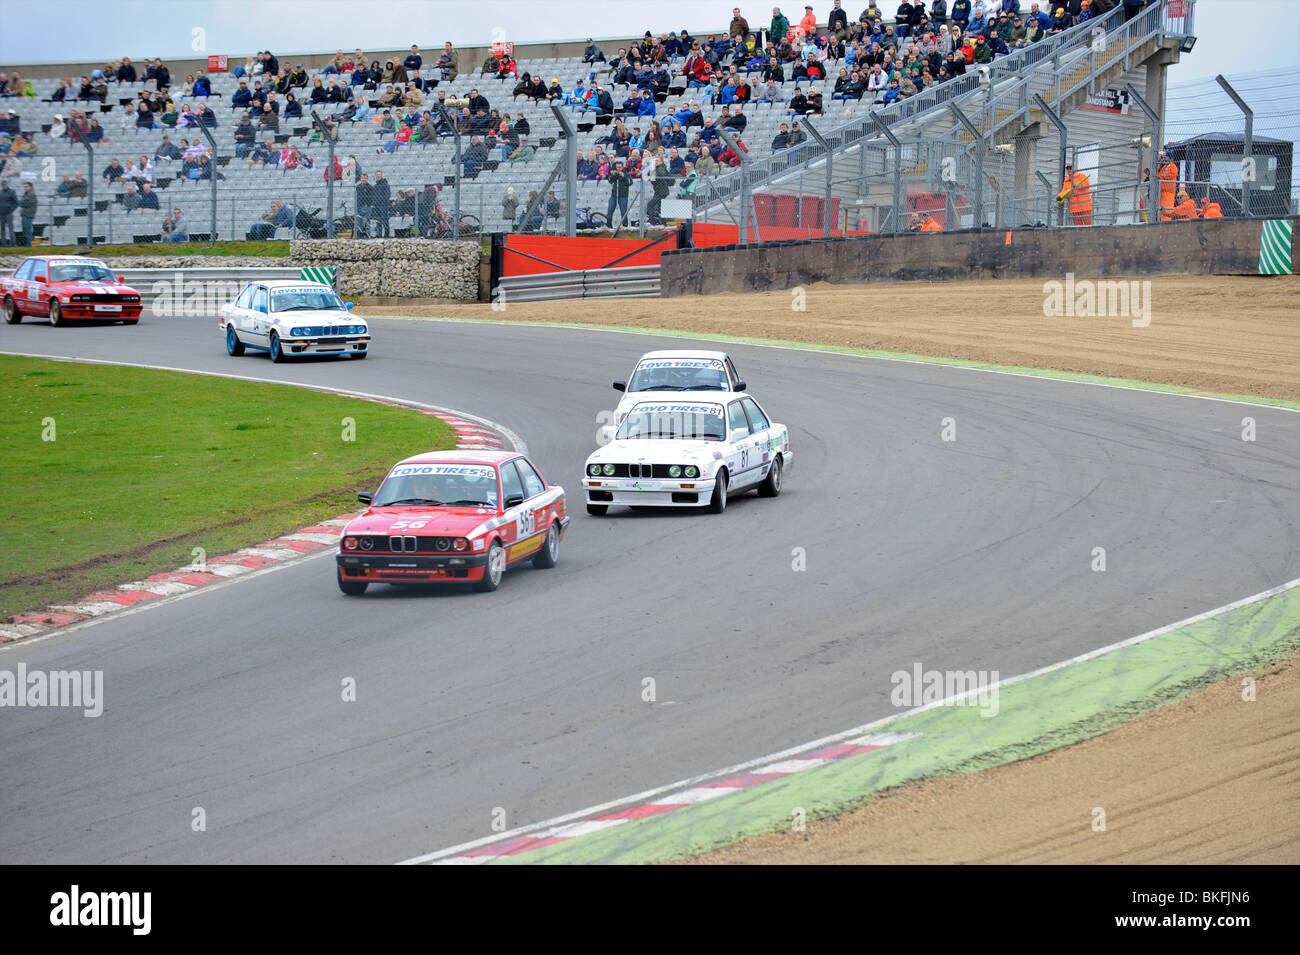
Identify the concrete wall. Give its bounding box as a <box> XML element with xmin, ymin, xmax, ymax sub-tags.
<box><xmin>661</xmin><ymin>219</ymin><xmax>1299</xmax><ymax>297</ymax></box>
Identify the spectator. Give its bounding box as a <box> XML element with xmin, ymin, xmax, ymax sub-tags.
<box><xmin>116</xmin><ymin>57</ymin><xmax>138</xmax><ymax>84</ymax></box>
<box><xmin>438</xmin><ymin>42</ymin><xmax>459</xmax><ymax>81</ymax></box>
<box><xmin>696</xmin><ymin>143</ymin><xmax>719</xmax><ymax>176</ymax></box>
<box><xmin>139</xmin><ymin>182</ymin><xmax>159</xmax><ymax>210</ymax></box>
<box><xmin>787</xmin><ymin>86</ymin><xmax>809</xmax><ymax>114</ymax></box>
<box><xmin>147</xmin><ymin>58</ymin><xmax>171</xmax><ymax>91</ymax></box>
<box><xmin>249</xmin><ymin>137</ymin><xmax>277</xmax><ymax>166</ymax></box>
<box><xmin>160</xmin><ymin>207</ymin><xmax>186</xmax><ymax>242</ymax></box>
<box><xmin>462</xmin><ymin>135</ymin><xmax>489</xmax><ymax>178</ymax></box>
<box><xmin>369</xmin><ymin>169</ymin><xmax>391</xmax><ymax>236</ymax></box>
<box><xmin>284</xmin><ymin>92</ymin><xmax>303</xmax><ymax>119</ymax></box>
<box><xmin>584</xmin><ymin>38</ymin><xmax>606</xmax><ymax>62</ymax></box>
<box><xmin>122</xmin><ymin>182</ymin><xmax>141</xmax><ymax>212</ymax></box>
<box><xmin>500</xmin><ymin>186</ymin><xmax>519</xmax><ymax>227</ymax></box>
<box><xmin>772</xmin><ymin>121</ymin><xmax>792</xmax><ymax>148</ymax></box>
<box><xmin>0</xmin><ymin>180</ymin><xmax>15</xmax><ymax>244</ymax></box>
<box><xmin>17</xmin><ymin>182</ymin><xmax>36</xmax><ymax>245</ymax></box>
<box><xmin>606</xmin><ymin>159</ymin><xmax>632</xmax><ymax>227</ymax></box>
<box><xmin>404</xmin><ymin>44</ymin><xmax>423</xmax><ymax>79</ymax></box>
<box><xmin>102</xmin><ymin>157</ymin><xmax>126</xmax><ymax>183</ymax></box>
<box><xmin>155</xmin><ymin>135</ymin><xmax>182</xmax><ymax>161</ymax></box>
<box><xmin>829</xmin><ymin>0</ymin><xmax>850</xmax><ymax>37</ymax></box>
<box><xmin>508</xmin><ymin>137</ymin><xmax>535</xmax><ymax>164</ymax></box>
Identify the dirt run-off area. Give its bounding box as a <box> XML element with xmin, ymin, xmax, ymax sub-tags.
<box><xmin>370</xmin><ymin>274</ymin><xmax>1300</xmax><ymax>403</ymax></box>
<box><xmin>369</xmin><ymin>273</ymin><xmax>1299</xmax><ymax>864</ymax></box>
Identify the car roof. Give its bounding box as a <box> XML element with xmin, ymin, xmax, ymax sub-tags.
<box><xmin>39</xmin><ymin>255</ymin><xmax>108</xmax><ymax>263</ymax></box>
<box><xmin>392</xmin><ymin>449</ymin><xmax>517</xmax><ymax>468</ymax></box>
<box><xmin>636</xmin><ymin>349</ymin><xmax>732</xmax><ymax>362</ymax></box>
<box><xmin>626</xmin><ymin>392</ymin><xmax>749</xmax><ymax>406</ymax></box>
<box><xmin>257</xmin><ymin>279</ymin><xmax>333</xmax><ymax>289</ymax></box>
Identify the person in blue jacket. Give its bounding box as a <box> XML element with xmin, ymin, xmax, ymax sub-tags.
<box><xmin>637</xmin><ymin>89</ymin><xmax>656</xmax><ymax>116</ymax></box>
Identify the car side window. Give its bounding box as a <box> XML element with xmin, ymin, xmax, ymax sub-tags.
<box><xmin>31</xmin><ymin>260</ymin><xmax>47</xmax><ymax>281</ymax></box>
<box><xmin>234</xmin><ymin>285</ymin><xmax>254</xmax><ymax>308</ymax></box>
<box><xmin>741</xmin><ymin>397</ymin><xmax>769</xmax><ymax>432</ymax></box>
<box><xmin>13</xmin><ymin>260</ymin><xmax>33</xmax><ymax>281</ymax></box>
<box><xmin>500</xmin><ymin>461</ymin><xmax>526</xmax><ymax>505</ymax></box>
<box><xmin>514</xmin><ymin>458</ymin><xmax>546</xmax><ymax>498</ymax></box>
<box><xmin>252</xmin><ymin>287</ymin><xmax>268</xmax><ymax>313</ymax></box>
<box><xmin>726</xmin><ymin>357</ymin><xmax>740</xmax><ymax>385</ymax></box>
<box><xmin>727</xmin><ymin>401</ymin><xmax>751</xmax><ymax>440</ymax></box>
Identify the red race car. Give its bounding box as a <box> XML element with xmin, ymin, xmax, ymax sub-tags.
<box><xmin>336</xmin><ymin>450</ymin><xmax>569</xmax><ymax>595</ymax></box>
<box><xmin>2</xmin><ymin>255</ymin><xmax>143</xmax><ymax>326</ymax></box>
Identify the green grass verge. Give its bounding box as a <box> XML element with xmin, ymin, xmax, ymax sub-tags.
<box><xmin>365</xmin><ymin>315</ymin><xmax>1300</xmax><ymax>412</ymax></box>
<box><xmin>0</xmin><ymin>356</ymin><xmax>454</xmax><ymax>620</ymax></box>
<box><xmin>0</xmin><ymin>241</ymin><xmax>290</xmax><ymax>258</ymax></box>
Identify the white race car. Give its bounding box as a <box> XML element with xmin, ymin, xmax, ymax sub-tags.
<box><xmin>220</xmin><ymin>279</ymin><xmax>369</xmax><ymax>362</ymax></box>
<box><xmin>583</xmin><ymin>394</ymin><xmax>791</xmax><ymax>515</ymax></box>
<box><xmin>610</xmin><ymin>350</ymin><xmax>745</xmax><ymax>425</ymax></box>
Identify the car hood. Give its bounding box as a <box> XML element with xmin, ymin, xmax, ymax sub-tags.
<box><xmin>267</xmin><ymin>309</ymin><xmax>363</xmax><ymax>325</ymax></box>
<box><xmin>343</xmin><ymin>506</ymin><xmax>499</xmax><ymax>536</ymax></box>
<box><xmin>50</xmin><ymin>280</ymin><xmax>140</xmax><ymax>295</ymax></box>
<box><xmin>586</xmin><ymin>438</ymin><xmax>723</xmax><ymax>463</ymax></box>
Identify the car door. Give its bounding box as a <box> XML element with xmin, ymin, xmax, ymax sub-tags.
<box><xmin>29</xmin><ymin>259</ymin><xmax>51</xmax><ymax>316</ymax></box>
<box><xmin>9</xmin><ymin>259</ymin><xmax>33</xmax><ymax>313</ymax></box>
<box><xmin>498</xmin><ymin>460</ymin><xmax>528</xmax><ymax>562</ymax></box>
<box><xmin>513</xmin><ymin>457</ymin><xmax>551</xmax><ymax>558</ymax></box>
<box><xmin>740</xmin><ymin>396</ymin><xmax>774</xmax><ymax>480</ymax></box>
<box><xmin>227</xmin><ymin>284</ymin><xmax>253</xmax><ymax>334</ymax></box>
<box><xmin>725</xmin><ymin>399</ymin><xmax>756</xmax><ymax>487</ymax></box>
<box><xmin>246</xmin><ymin>285</ymin><xmax>269</xmax><ymax>340</ymax></box>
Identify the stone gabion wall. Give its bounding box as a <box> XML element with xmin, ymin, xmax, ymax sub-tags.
<box><xmin>291</xmin><ymin>239</ymin><xmax>481</xmax><ymax>300</ymax></box>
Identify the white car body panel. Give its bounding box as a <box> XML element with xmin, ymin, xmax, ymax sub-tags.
<box><xmin>219</xmin><ymin>279</ymin><xmax>369</xmax><ymax>357</ymax></box>
<box><xmin>612</xmin><ymin>349</ymin><xmax>743</xmax><ymax>424</ymax></box>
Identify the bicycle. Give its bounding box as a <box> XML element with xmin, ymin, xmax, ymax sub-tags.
<box><xmin>575</xmin><ymin>206</ymin><xmax>608</xmax><ymax>230</ymax></box>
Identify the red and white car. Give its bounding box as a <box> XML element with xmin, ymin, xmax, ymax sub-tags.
<box><xmin>2</xmin><ymin>255</ymin><xmax>143</xmax><ymax>326</ymax></box>
<box><xmin>336</xmin><ymin>450</ymin><xmax>569</xmax><ymax>595</ymax></box>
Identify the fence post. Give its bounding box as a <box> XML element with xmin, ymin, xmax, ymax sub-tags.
<box><xmin>1033</xmin><ymin>94</ymin><xmax>1068</xmax><ymax>227</ymax></box>
<box><xmin>310</xmin><ymin>109</ymin><xmax>336</xmax><ymax>237</ymax></box>
<box><xmin>948</xmin><ymin>104</ymin><xmax>985</xmax><ymax>228</ymax></box>
<box><xmin>1215</xmin><ymin>75</ymin><xmax>1253</xmax><ymax>217</ymax></box>
<box><xmin>67</xmin><ymin>122</ymin><xmax>94</xmax><ymax>247</ymax></box>
<box><xmin>549</xmin><ymin>103</ymin><xmax>577</xmax><ymax>237</ymax></box>
<box><xmin>194</xmin><ymin>116</ymin><xmax>219</xmax><ymax>243</ymax></box>
<box><xmin>869</xmin><ymin>112</ymin><xmax>901</xmax><ymax>236</ymax></box>
<box><xmin>1124</xmin><ymin>83</ymin><xmax>1161</xmax><ymax>226</ymax></box>
<box><xmin>801</xmin><ymin>118</ymin><xmax>833</xmax><ymax>239</ymax></box>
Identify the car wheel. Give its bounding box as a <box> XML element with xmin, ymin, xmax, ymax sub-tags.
<box><xmin>708</xmin><ymin>470</ymin><xmax>728</xmax><ymax>514</ymax></box>
<box><xmin>269</xmin><ymin>330</ymin><xmax>284</xmax><ymax>362</ymax></box>
<box><xmin>586</xmin><ymin>502</ymin><xmax>608</xmax><ymax>516</ymax></box>
<box><xmin>4</xmin><ymin>297</ymin><xmax>20</xmax><ymax>324</ymax></box>
<box><xmin>49</xmin><ymin>301</ymin><xmax>63</xmax><ymax>327</ymax></box>
<box><xmin>337</xmin><ymin>569</ymin><xmax>368</xmax><ymax>595</ymax></box>
<box><xmin>477</xmin><ymin>540</ymin><xmax>505</xmax><ymax>592</ymax></box>
<box><xmin>758</xmin><ymin>455</ymin><xmax>783</xmax><ymax>497</ymax></box>
<box><xmin>225</xmin><ymin>325</ymin><xmax>245</xmax><ymax>356</ymax></box>
<box><xmin>532</xmin><ymin>523</ymin><xmax>560</xmax><ymax>569</ymax></box>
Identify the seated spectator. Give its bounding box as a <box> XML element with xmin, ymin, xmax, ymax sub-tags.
<box><xmin>248</xmin><ymin>138</ymin><xmax>277</xmax><ymax>166</ymax></box>
<box><xmin>138</xmin><ymin>182</ymin><xmax>160</xmax><ymax>209</ymax></box>
<box><xmin>102</xmin><ymin>157</ymin><xmax>127</xmax><ymax>183</ymax></box>
<box><xmin>122</xmin><ymin>183</ymin><xmax>141</xmax><ymax>212</ymax></box>
<box><xmin>248</xmin><ymin>199</ymin><xmax>295</xmax><ymax>239</ymax></box>
<box><xmin>508</xmin><ymin>137</ymin><xmax>534</xmax><ymax>164</ymax></box>
<box><xmin>147</xmin><ymin>59</ymin><xmax>172</xmax><ymax>91</ymax></box>
<box><xmin>584</xmin><ymin>39</ymin><xmax>606</xmax><ymax>63</ymax></box>
<box><xmin>162</xmin><ymin>207</ymin><xmax>187</xmax><ymax>242</ymax></box>
<box><xmin>55</xmin><ymin>173</ymin><xmax>75</xmax><ymax>196</ymax></box>
<box><xmin>284</xmin><ymin>92</ymin><xmax>303</xmax><ymax>119</ymax></box>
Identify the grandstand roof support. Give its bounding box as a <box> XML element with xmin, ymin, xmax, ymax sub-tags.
<box><xmin>434</xmin><ymin>104</ymin><xmax>462</xmax><ymax>240</ymax></box>
<box><xmin>869</xmin><ymin>112</ymin><xmax>902</xmax><ymax>237</ymax></box>
<box><xmin>549</xmin><ymin>104</ymin><xmax>577</xmax><ymax>237</ymax></box>
<box><xmin>948</xmin><ymin>104</ymin><xmax>986</xmax><ymax>230</ymax></box>
<box><xmin>310</xmin><ymin>109</ymin><xmax>336</xmax><ymax>238</ymax></box>
<box><xmin>1032</xmin><ymin>94</ymin><xmax>1069</xmax><ymax>228</ymax></box>
<box><xmin>194</xmin><ymin>118</ymin><xmax>219</xmax><ymax>244</ymax></box>
<box><xmin>66</xmin><ymin>123</ymin><xmax>94</xmax><ymax>248</ymax></box>
<box><xmin>716</xmin><ymin>125</ymin><xmax>759</xmax><ymax>244</ymax></box>
<box><xmin>1124</xmin><ymin>84</ymin><xmax>1163</xmax><ymax>227</ymax></box>
<box><xmin>1215</xmin><ymin>75</ymin><xmax>1254</xmax><ymax>217</ymax></box>
<box><xmin>801</xmin><ymin>119</ymin><xmax>833</xmax><ymax>240</ymax></box>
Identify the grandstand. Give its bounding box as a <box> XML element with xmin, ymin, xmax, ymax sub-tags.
<box><xmin>0</xmin><ymin>1</ymin><xmax>1216</xmax><ymax>246</ymax></box>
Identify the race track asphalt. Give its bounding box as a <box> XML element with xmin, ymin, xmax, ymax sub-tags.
<box><xmin>1</xmin><ymin>315</ymin><xmax>1297</xmax><ymax>863</ymax></box>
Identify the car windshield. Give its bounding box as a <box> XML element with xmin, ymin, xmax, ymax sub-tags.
<box><xmin>49</xmin><ymin>263</ymin><xmax>116</xmax><ymax>283</ymax></box>
<box><xmin>372</xmin><ymin>466</ymin><xmax>499</xmax><ymax>508</ymax></box>
<box><xmin>615</xmin><ymin>404</ymin><xmax>726</xmax><ymax>441</ymax></box>
<box><xmin>628</xmin><ymin>359</ymin><xmax>729</xmax><ymax>392</ymax></box>
<box><xmin>270</xmin><ymin>290</ymin><xmax>344</xmax><ymax>312</ymax></box>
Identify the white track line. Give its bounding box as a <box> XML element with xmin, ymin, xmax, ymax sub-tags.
<box><xmin>398</xmin><ymin>575</ymin><xmax>1300</xmax><ymax>864</ymax></box>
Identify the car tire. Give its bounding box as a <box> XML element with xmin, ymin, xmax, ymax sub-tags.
<box><xmin>337</xmin><ymin>569</ymin><xmax>368</xmax><ymax>595</ymax></box>
<box><xmin>532</xmin><ymin>523</ymin><xmax>560</xmax><ymax>568</ymax></box>
<box><xmin>586</xmin><ymin>503</ymin><xmax>608</xmax><ymax>516</ymax></box>
<box><xmin>226</xmin><ymin>325</ymin><xmax>245</xmax><ymax>356</ymax></box>
<box><xmin>708</xmin><ymin>470</ymin><xmax>728</xmax><ymax>514</ymax></box>
<box><xmin>4</xmin><ymin>297</ymin><xmax>20</xmax><ymax>324</ymax></box>
<box><xmin>758</xmin><ymin>455</ymin><xmax>783</xmax><ymax>497</ymax></box>
<box><xmin>477</xmin><ymin>540</ymin><xmax>505</xmax><ymax>592</ymax></box>
<box><xmin>269</xmin><ymin>330</ymin><xmax>284</xmax><ymax>362</ymax></box>
<box><xmin>49</xmin><ymin>301</ymin><xmax>63</xmax><ymax>327</ymax></box>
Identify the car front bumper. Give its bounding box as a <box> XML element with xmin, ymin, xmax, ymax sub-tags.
<box><xmin>336</xmin><ymin>550</ymin><xmax>488</xmax><ymax>583</ymax></box>
<box><xmin>286</xmin><ymin>336</ymin><xmax>370</xmax><ymax>355</ymax></box>
<box><xmin>582</xmin><ymin>476</ymin><xmax>718</xmax><ymax>508</ymax></box>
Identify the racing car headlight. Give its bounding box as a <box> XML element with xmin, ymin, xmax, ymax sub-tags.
<box><xmin>453</xmin><ymin>538</ymin><xmax>467</xmax><ymax>551</ymax></box>
<box><xmin>685</xmin><ymin>465</ymin><xmax>698</xmax><ymax>478</ymax></box>
<box><xmin>292</xmin><ymin>326</ymin><xmax>307</xmax><ymax>337</ymax></box>
<box><xmin>588</xmin><ymin>463</ymin><xmax>601</xmax><ymax>476</ymax></box>
<box><xmin>343</xmin><ymin>536</ymin><xmax>358</xmax><ymax>550</ymax></box>
<box><xmin>668</xmin><ymin>465</ymin><xmax>682</xmax><ymax>478</ymax></box>
<box><xmin>601</xmin><ymin>463</ymin><xmax>615</xmax><ymax>476</ymax></box>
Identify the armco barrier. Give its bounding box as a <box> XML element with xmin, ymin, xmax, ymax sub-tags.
<box><xmin>497</xmin><ymin>265</ymin><xmax>660</xmax><ymax>302</ymax></box>
<box><xmin>660</xmin><ymin>218</ymin><xmax>1300</xmax><ymax>297</ymax></box>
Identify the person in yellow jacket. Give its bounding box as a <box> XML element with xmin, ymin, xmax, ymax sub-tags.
<box><xmin>1056</xmin><ymin>162</ymin><xmax>1092</xmax><ymax>225</ymax></box>
<box><xmin>1157</xmin><ymin>150</ymin><xmax>1178</xmax><ymax>216</ymax></box>
<box><xmin>1162</xmin><ymin>189</ymin><xmax>1199</xmax><ymax>221</ymax></box>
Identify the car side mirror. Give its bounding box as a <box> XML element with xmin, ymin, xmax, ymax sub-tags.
<box><xmin>344</xmin><ymin>301</ymin><xmax>354</xmax><ymax>310</ymax></box>
<box><xmin>612</xmin><ymin>380</ymin><xmax>627</xmax><ymax>391</ymax></box>
<box><xmin>734</xmin><ymin>379</ymin><xmax>746</xmax><ymax>392</ymax></box>
<box><xmin>357</xmin><ymin>491</ymin><xmax>373</xmax><ymax>504</ymax></box>
<box><xmin>33</xmin><ymin>275</ymin><xmax>47</xmax><ymax>284</ymax></box>
<box><xmin>504</xmin><ymin>494</ymin><xmax>525</xmax><ymax>508</ymax></box>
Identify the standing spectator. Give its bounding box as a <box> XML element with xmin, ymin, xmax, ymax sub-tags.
<box><xmin>501</xmin><ymin>187</ymin><xmax>519</xmax><ymax>227</ymax></box>
<box><xmin>370</xmin><ymin>169</ymin><xmax>391</xmax><ymax>236</ymax></box>
<box><xmin>438</xmin><ymin>42</ymin><xmax>459</xmax><ymax>81</ymax></box>
<box><xmin>404</xmin><ymin>45</ymin><xmax>423</xmax><ymax>83</ymax></box>
<box><xmin>606</xmin><ymin>158</ymin><xmax>631</xmax><ymax>228</ymax></box>
<box><xmin>0</xmin><ymin>180</ymin><xmax>16</xmax><ymax>245</ymax></box>
<box><xmin>828</xmin><ymin>0</ymin><xmax>849</xmax><ymax>38</ymax></box>
<box><xmin>17</xmin><ymin>181</ymin><xmax>36</xmax><ymax>245</ymax></box>
<box><xmin>162</xmin><ymin>207</ymin><xmax>187</xmax><ymax>242</ymax></box>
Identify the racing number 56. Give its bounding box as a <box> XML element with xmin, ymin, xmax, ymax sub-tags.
<box><xmin>516</xmin><ymin>508</ymin><xmax>535</xmax><ymax>538</ymax></box>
